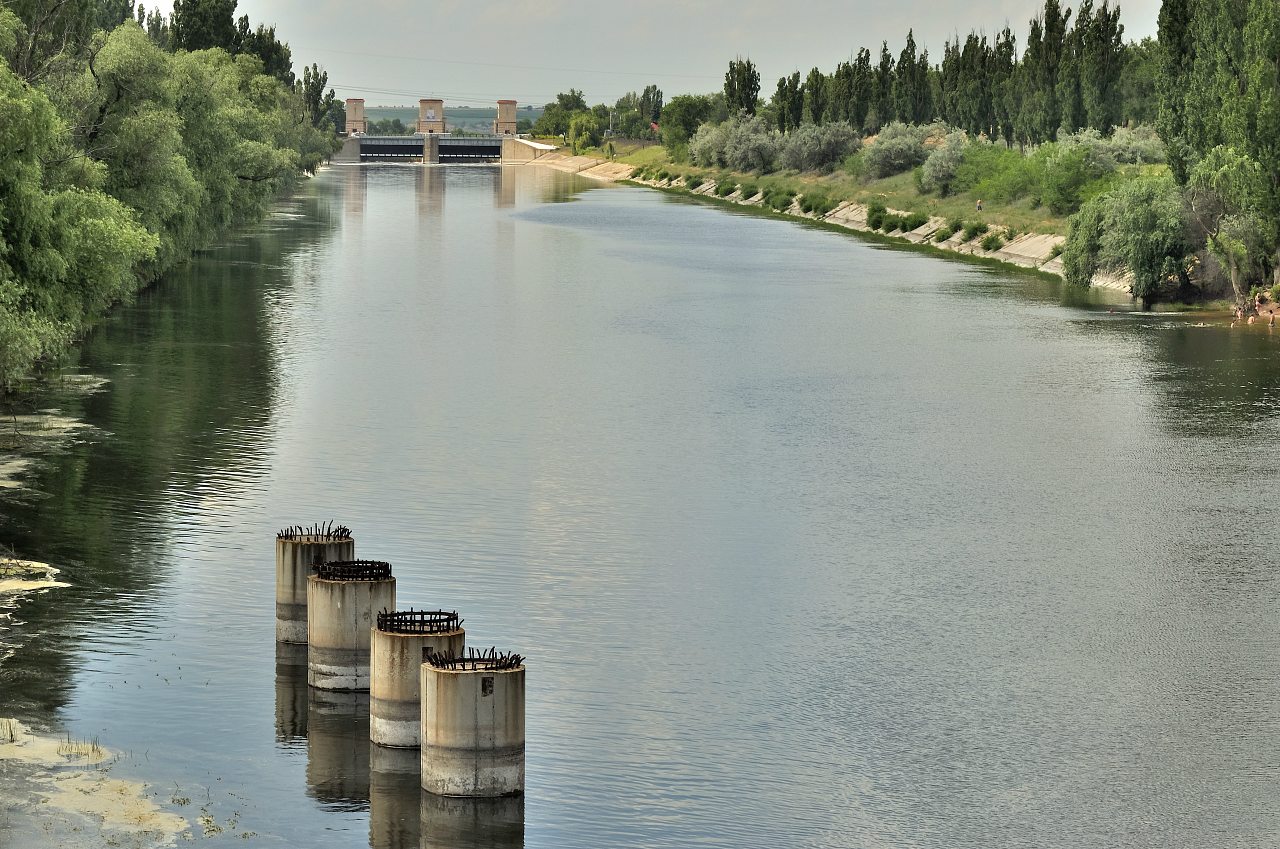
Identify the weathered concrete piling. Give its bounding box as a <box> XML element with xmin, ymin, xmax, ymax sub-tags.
<box><xmin>371</xmin><ymin>610</ymin><xmax>466</xmax><ymax>748</ymax></box>
<box><xmin>275</xmin><ymin>522</ymin><xmax>355</xmax><ymax>643</ymax></box>
<box><xmin>308</xmin><ymin>560</ymin><xmax>396</xmax><ymax>691</ymax></box>
<box><xmin>420</xmin><ymin>649</ymin><xmax>525</xmax><ymax>797</ymax></box>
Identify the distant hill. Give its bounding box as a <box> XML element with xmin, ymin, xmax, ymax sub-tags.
<box><xmin>364</xmin><ymin>105</ymin><xmax>543</xmax><ymax>134</ymax></box>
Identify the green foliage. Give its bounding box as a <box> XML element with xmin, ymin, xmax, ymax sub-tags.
<box><xmin>799</xmin><ymin>192</ymin><xmax>835</xmax><ymax>215</ymax></box>
<box><xmin>716</xmin><ymin>180</ymin><xmax>738</xmax><ymax>197</ymax></box>
<box><xmin>863</xmin><ymin>121</ymin><xmax>928</xmax><ymax>178</ymax></box>
<box><xmin>904</xmin><ymin>212</ymin><xmax>929</xmax><ymax>230</ymax></box>
<box><xmin>934</xmin><ymin>225</ymin><xmax>956</xmax><ymax>242</ymax></box>
<box><xmin>962</xmin><ymin>221</ymin><xmax>990</xmax><ymax>241</ymax></box>
<box><xmin>764</xmin><ymin>187</ymin><xmax>795</xmax><ymax>211</ymax></box>
<box><xmin>1064</xmin><ymin>173</ymin><xmax>1190</xmax><ymax>304</ymax></box>
<box><xmin>777</xmin><ymin>122</ymin><xmax>860</xmax><ymax>173</ymax></box>
<box><xmin>921</xmin><ymin>130</ymin><xmax>966</xmax><ymax>195</ymax></box>
<box><xmin>725</xmin><ymin>57</ymin><xmax>761</xmax><ymax>115</ymax></box>
<box><xmin>0</xmin><ymin>10</ymin><xmax>338</xmax><ymax>385</ymax></box>
<box><xmin>866</xmin><ymin>201</ymin><xmax>887</xmax><ymax>229</ymax></box>
<box><xmin>686</xmin><ymin>175</ymin><xmax>704</xmax><ymax>189</ymax></box>
<box><xmin>981</xmin><ymin>232</ymin><xmax>1005</xmax><ymax>251</ymax></box>
<box><xmin>568</xmin><ymin>112</ymin><xmax>601</xmax><ymax>153</ymax></box>
<box><xmin>660</xmin><ymin>94</ymin><xmax>712</xmax><ymax>153</ymax></box>
<box><xmin>737</xmin><ymin>182</ymin><xmax>759</xmax><ymax>200</ymax></box>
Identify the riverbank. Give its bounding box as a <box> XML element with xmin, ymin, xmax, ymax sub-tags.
<box><xmin>532</xmin><ymin>149</ymin><xmax>1133</xmax><ymax>294</ymax></box>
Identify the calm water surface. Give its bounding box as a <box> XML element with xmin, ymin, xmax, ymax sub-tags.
<box><xmin>2</xmin><ymin>164</ymin><xmax>1279</xmax><ymax>848</ymax></box>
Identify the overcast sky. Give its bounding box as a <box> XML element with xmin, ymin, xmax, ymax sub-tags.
<box><xmin>151</xmin><ymin>0</ymin><xmax>1162</xmax><ymax>107</ymax></box>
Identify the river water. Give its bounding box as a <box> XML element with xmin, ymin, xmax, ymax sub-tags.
<box><xmin>1</xmin><ymin>164</ymin><xmax>1279</xmax><ymax>848</ymax></box>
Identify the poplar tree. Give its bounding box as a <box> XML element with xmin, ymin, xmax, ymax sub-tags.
<box><xmin>1079</xmin><ymin>1</ymin><xmax>1125</xmax><ymax>133</ymax></box>
<box><xmin>724</xmin><ymin>57</ymin><xmax>761</xmax><ymax>115</ymax></box>
<box><xmin>804</xmin><ymin>67</ymin><xmax>828</xmax><ymax>124</ymax></box>
<box><xmin>1156</xmin><ymin>0</ymin><xmax>1196</xmax><ymax>181</ymax></box>
<box><xmin>871</xmin><ymin>42</ymin><xmax>895</xmax><ymax>131</ymax></box>
<box><xmin>851</xmin><ymin>47</ymin><xmax>873</xmax><ymax>130</ymax></box>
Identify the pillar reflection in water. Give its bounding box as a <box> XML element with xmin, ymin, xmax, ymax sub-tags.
<box><xmin>345</xmin><ymin>165</ymin><xmax>368</xmax><ymax>219</ymax></box>
<box><xmin>274</xmin><ymin>643</ymin><xmax>308</xmax><ymax>746</ymax></box>
<box><xmin>416</xmin><ymin>166</ymin><xmax>444</xmax><ymax>220</ymax></box>
<box><xmin>306</xmin><ymin>689</ymin><xmax>371</xmax><ymax>810</ymax></box>
<box><xmin>492</xmin><ymin>166</ymin><xmax>516</xmax><ymax>209</ymax></box>
<box><xmin>420</xmin><ymin>794</ymin><xmax>524</xmax><ymax>849</ymax></box>
<box><xmin>370</xmin><ymin>745</ymin><xmax>421</xmax><ymax>849</ymax></box>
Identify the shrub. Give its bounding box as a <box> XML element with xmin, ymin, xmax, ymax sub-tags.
<box><xmin>716</xmin><ymin>180</ymin><xmax>737</xmax><ymax>197</ymax></box>
<box><xmin>904</xmin><ymin>212</ymin><xmax>929</xmax><ymax>231</ymax></box>
<box><xmin>778</xmin><ymin>122</ymin><xmax>861</xmax><ymax>173</ymax></box>
<box><xmin>863</xmin><ymin>122</ymin><xmax>929</xmax><ymax>178</ymax></box>
<box><xmin>800</xmin><ymin>193</ymin><xmax>836</xmax><ymax>215</ymax></box>
<box><xmin>686</xmin><ymin>175</ymin><xmax>704</xmax><ymax>190</ymax></box>
<box><xmin>1107</xmin><ymin>125</ymin><xmax>1166</xmax><ymax>165</ymax></box>
<box><xmin>962</xmin><ymin>221</ymin><xmax>989</xmax><ymax>241</ymax></box>
<box><xmin>952</xmin><ymin>142</ymin><xmax>1037</xmax><ymax>202</ymax></box>
<box><xmin>981</xmin><ymin>233</ymin><xmax>1005</xmax><ymax>251</ymax></box>
<box><xmin>921</xmin><ymin>131</ymin><xmax>967</xmax><ymax>196</ymax></box>
<box><xmin>689</xmin><ymin>121</ymin><xmax>730</xmax><ymax>167</ymax></box>
<box><xmin>881</xmin><ymin>214</ymin><xmax>904</xmax><ymax>232</ymax></box>
<box><xmin>737</xmin><ymin>182</ymin><xmax>759</xmax><ymax>200</ymax></box>
<box><xmin>764</xmin><ymin>188</ymin><xmax>795</xmax><ymax>211</ymax></box>
<box><xmin>865</xmin><ymin>201</ymin><xmax>887</xmax><ymax>230</ymax></box>
<box><xmin>723</xmin><ymin>115</ymin><xmax>780</xmax><ymax>173</ymax></box>
<box><xmin>656</xmin><ymin>169</ymin><xmax>670</xmax><ymax>181</ymax></box>
<box><xmin>1048</xmin><ymin>243</ymin><xmax>1064</xmax><ymax>259</ymax></box>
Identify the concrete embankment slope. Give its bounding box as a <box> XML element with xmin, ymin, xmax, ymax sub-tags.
<box><xmin>527</xmin><ymin>152</ymin><xmax>637</xmax><ymax>182</ymax></box>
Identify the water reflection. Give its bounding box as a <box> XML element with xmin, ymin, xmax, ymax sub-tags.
<box><xmin>307</xmin><ymin>690</ymin><xmax>371</xmax><ymax>810</ymax></box>
<box><xmin>493</xmin><ymin>167</ymin><xmax>516</xmax><ymax>209</ymax></box>
<box><xmin>416</xmin><ymin>167</ymin><xmax>444</xmax><ymax>220</ymax></box>
<box><xmin>370</xmin><ymin>746</ymin><xmax>421</xmax><ymax>849</ymax></box>
<box><xmin>346</xmin><ymin>166</ymin><xmax>368</xmax><ymax>219</ymax></box>
<box><xmin>420</xmin><ymin>794</ymin><xmax>524</xmax><ymax>849</ymax></box>
<box><xmin>274</xmin><ymin>643</ymin><xmax>308</xmax><ymax>745</ymax></box>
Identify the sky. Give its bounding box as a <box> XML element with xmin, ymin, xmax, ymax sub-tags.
<box><xmin>150</xmin><ymin>0</ymin><xmax>1162</xmax><ymax>107</ymax></box>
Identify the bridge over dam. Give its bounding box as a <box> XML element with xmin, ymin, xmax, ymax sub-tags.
<box><xmin>332</xmin><ymin>97</ymin><xmax>555</xmax><ymax>164</ymax></box>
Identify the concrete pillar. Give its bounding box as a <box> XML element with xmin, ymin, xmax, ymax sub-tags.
<box><xmin>346</xmin><ymin>98</ymin><xmax>367</xmax><ymax>135</ymax></box>
<box><xmin>274</xmin><ymin>643</ymin><xmax>309</xmax><ymax>743</ymax></box>
<box><xmin>275</xmin><ymin>524</ymin><xmax>355</xmax><ymax>644</ymax></box>
<box><xmin>371</xmin><ymin>610</ymin><xmax>466</xmax><ymax>748</ymax></box>
<box><xmin>308</xmin><ymin>561</ymin><xmax>396</xmax><ymax>691</ymax></box>
<box><xmin>418</xmin><ymin>98</ymin><xmax>445</xmax><ymax>134</ymax></box>
<box><xmin>307</xmin><ymin>689</ymin><xmax>371</xmax><ymax>806</ymax></box>
<box><xmin>420</xmin><ymin>794</ymin><xmax>524</xmax><ymax>849</ymax></box>
<box><xmin>370</xmin><ymin>746</ymin><xmax>421</xmax><ymax>849</ymax></box>
<box><xmin>494</xmin><ymin>100</ymin><xmax>517</xmax><ymax>135</ymax></box>
<box><xmin>420</xmin><ymin>650</ymin><xmax>525</xmax><ymax>797</ymax></box>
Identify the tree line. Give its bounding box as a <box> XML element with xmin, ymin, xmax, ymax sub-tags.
<box><xmin>1064</xmin><ymin>0</ymin><xmax>1280</xmax><ymax>310</ymax></box>
<box><xmin>1</xmin><ymin>0</ymin><xmax>342</xmax><ymax>385</ymax></box>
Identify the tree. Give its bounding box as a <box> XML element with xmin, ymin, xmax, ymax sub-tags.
<box><xmin>803</xmin><ymin>66</ymin><xmax>827</xmax><ymax>124</ymax></box>
<box><xmin>300</xmin><ymin>63</ymin><xmax>335</xmax><ymax>129</ymax></box>
<box><xmin>658</xmin><ymin>94</ymin><xmax>711</xmax><ymax>156</ymax></box>
<box><xmin>1078</xmin><ymin>0</ymin><xmax>1124</xmax><ymax>133</ymax></box>
<box><xmin>1065</xmin><ymin>174</ymin><xmax>1191</xmax><ymax>306</ymax></box>
<box><xmin>1155</xmin><ymin>0</ymin><xmax>1195</xmax><ymax>182</ymax></box>
<box><xmin>724</xmin><ymin>57</ymin><xmax>760</xmax><ymax>115</ymax></box>
<box><xmin>568</xmin><ymin>112</ymin><xmax>600</xmax><ymax>153</ymax></box>
<box><xmin>870</xmin><ymin>41</ymin><xmax>895</xmax><ymax>131</ymax></box>
<box><xmin>772</xmin><ymin>71</ymin><xmax>803</xmax><ymax>133</ymax></box>
<box><xmin>1186</xmin><ymin>146</ymin><xmax>1268</xmax><ymax>312</ymax></box>
<box><xmin>638</xmin><ymin>84</ymin><xmax>663</xmax><ymax>122</ymax></box>
<box><xmin>171</xmin><ymin>0</ymin><xmax>237</xmax><ymax>52</ymax></box>
<box><xmin>893</xmin><ymin>30</ymin><xmax>929</xmax><ymax>124</ymax></box>
<box><xmin>556</xmin><ymin>89</ymin><xmax>587</xmax><ymax>112</ymax></box>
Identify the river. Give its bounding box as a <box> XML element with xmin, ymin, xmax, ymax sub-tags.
<box><xmin>1</xmin><ymin>164</ymin><xmax>1278</xmax><ymax>848</ymax></box>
